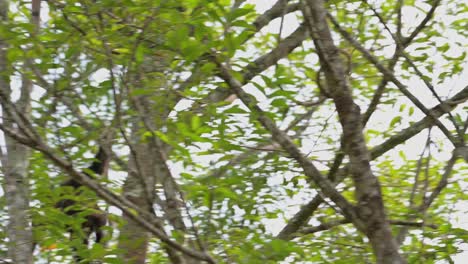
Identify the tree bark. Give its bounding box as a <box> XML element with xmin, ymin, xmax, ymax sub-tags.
<box><xmin>117</xmin><ymin>122</ymin><xmax>151</xmax><ymax>264</ymax></box>
<box><xmin>301</xmin><ymin>0</ymin><xmax>405</xmax><ymax>263</ymax></box>
<box><xmin>117</xmin><ymin>48</ymin><xmax>191</xmax><ymax>263</ymax></box>
<box><xmin>0</xmin><ymin>1</ymin><xmax>33</xmax><ymax>263</ymax></box>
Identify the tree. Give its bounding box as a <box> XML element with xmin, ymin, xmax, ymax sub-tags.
<box><xmin>0</xmin><ymin>0</ymin><xmax>39</xmax><ymax>263</ymax></box>
<box><xmin>0</xmin><ymin>0</ymin><xmax>467</xmax><ymax>263</ymax></box>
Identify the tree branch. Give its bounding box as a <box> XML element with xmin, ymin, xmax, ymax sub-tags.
<box><xmin>196</xmin><ymin>23</ymin><xmax>308</xmax><ymax>107</ymax></box>
<box><xmin>327</xmin><ymin>13</ymin><xmax>459</xmax><ymax>146</ymax></box>
<box><xmin>0</xmin><ymin>110</ymin><xmax>216</xmax><ymax>263</ymax></box>
<box><xmin>299</xmin><ymin>219</ymin><xmax>437</xmax><ymax>236</ymax></box>
<box><xmin>277</xmin><ymin>85</ymin><xmax>468</xmax><ymax>241</ymax></box>
<box><xmin>212</xmin><ymin>52</ymin><xmax>358</xmax><ymax>227</ymax></box>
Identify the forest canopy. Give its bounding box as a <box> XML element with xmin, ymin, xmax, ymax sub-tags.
<box><xmin>0</xmin><ymin>0</ymin><xmax>467</xmax><ymax>263</ymax></box>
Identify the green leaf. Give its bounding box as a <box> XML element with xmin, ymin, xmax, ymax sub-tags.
<box><xmin>437</xmin><ymin>43</ymin><xmax>450</xmax><ymax>53</ymax></box>
<box><xmin>390</xmin><ymin>116</ymin><xmax>402</xmax><ymax>127</ymax></box>
<box><xmin>224</xmin><ymin>105</ymin><xmax>247</xmax><ymax>114</ymax></box>
<box><xmin>191</xmin><ymin>115</ymin><xmax>201</xmax><ymax>130</ymax></box>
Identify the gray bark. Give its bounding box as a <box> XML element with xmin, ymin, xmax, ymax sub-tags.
<box><xmin>0</xmin><ymin>1</ymin><xmax>33</xmax><ymax>263</ymax></box>
<box><xmin>117</xmin><ymin>50</ymin><xmax>192</xmax><ymax>264</ymax></box>
<box><xmin>2</xmin><ymin>139</ymin><xmax>33</xmax><ymax>264</ymax></box>
<box><xmin>301</xmin><ymin>0</ymin><xmax>405</xmax><ymax>262</ymax></box>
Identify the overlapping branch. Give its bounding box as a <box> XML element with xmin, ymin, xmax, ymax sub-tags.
<box><xmin>212</xmin><ymin>52</ymin><xmax>358</xmax><ymax>226</ymax></box>
<box><xmin>277</xmin><ymin>85</ymin><xmax>468</xmax><ymax>240</ymax></box>
<box><xmin>327</xmin><ymin>13</ymin><xmax>459</xmax><ymax>146</ymax></box>
<box><xmin>198</xmin><ymin>23</ymin><xmax>308</xmax><ymax>107</ymax></box>
<box><xmin>0</xmin><ymin>92</ymin><xmax>216</xmax><ymax>263</ymax></box>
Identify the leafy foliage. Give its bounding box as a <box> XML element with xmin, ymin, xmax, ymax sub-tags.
<box><xmin>0</xmin><ymin>0</ymin><xmax>467</xmax><ymax>263</ymax></box>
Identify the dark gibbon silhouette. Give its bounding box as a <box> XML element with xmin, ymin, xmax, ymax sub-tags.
<box><xmin>55</xmin><ymin>147</ymin><xmax>110</xmax><ymax>262</ymax></box>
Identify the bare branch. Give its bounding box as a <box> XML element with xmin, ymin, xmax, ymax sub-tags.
<box><xmin>251</xmin><ymin>1</ymin><xmax>300</xmax><ymax>35</ymax></box>
<box><xmin>420</xmin><ymin>148</ymin><xmax>461</xmax><ymax>211</ymax></box>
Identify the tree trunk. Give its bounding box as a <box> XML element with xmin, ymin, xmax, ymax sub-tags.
<box><xmin>301</xmin><ymin>0</ymin><xmax>406</xmax><ymax>263</ymax></box>
<box><xmin>117</xmin><ymin>120</ymin><xmax>153</xmax><ymax>264</ymax></box>
<box><xmin>0</xmin><ymin>1</ymin><xmax>33</xmax><ymax>263</ymax></box>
